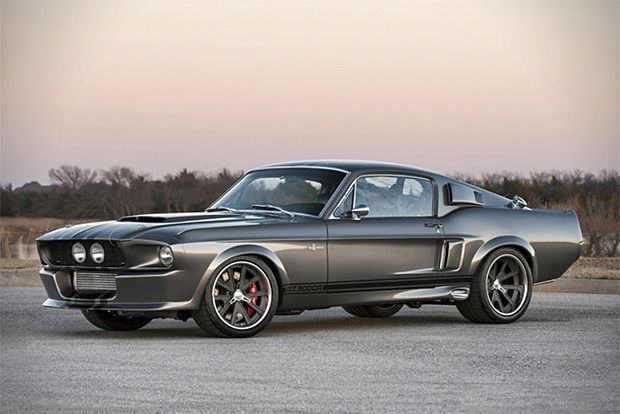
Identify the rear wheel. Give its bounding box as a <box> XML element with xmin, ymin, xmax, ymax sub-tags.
<box><xmin>81</xmin><ymin>310</ymin><xmax>151</xmax><ymax>331</ymax></box>
<box><xmin>342</xmin><ymin>303</ymin><xmax>403</xmax><ymax>318</ymax></box>
<box><xmin>192</xmin><ymin>256</ymin><xmax>278</xmax><ymax>338</ymax></box>
<box><xmin>457</xmin><ymin>247</ymin><xmax>532</xmax><ymax>323</ymax></box>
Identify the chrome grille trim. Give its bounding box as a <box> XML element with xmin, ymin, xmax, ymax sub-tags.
<box><xmin>73</xmin><ymin>272</ymin><xmax>117</xmax><ymax>292</ymax></box>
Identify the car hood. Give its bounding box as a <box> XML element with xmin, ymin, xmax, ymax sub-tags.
<box><xmin>36</xmin><ymin>212</ymin><xmax>294</xmax><ymax>244</ymax></box>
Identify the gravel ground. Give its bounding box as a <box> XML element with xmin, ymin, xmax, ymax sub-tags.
<box><xmin>1</xmin><ymin>288</ymin><xmax>618</xmax><ymax>413</ymax></box>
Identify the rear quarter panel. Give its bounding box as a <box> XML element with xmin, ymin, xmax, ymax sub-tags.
<box><xmin>442</xmin><ymin>207</ymin><xmax>581</xmax><ymax>282</ymax></box>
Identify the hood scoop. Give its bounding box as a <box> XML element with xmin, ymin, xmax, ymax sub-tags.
<box><xmin>119</xmin><ymin>215</ymin><xmax>168</xmax><ymax>223</ymax></box>
<box><xmin>118</xmin><ymin>212</ymin><xmax>222</xmax><ymax>223</ymax></box>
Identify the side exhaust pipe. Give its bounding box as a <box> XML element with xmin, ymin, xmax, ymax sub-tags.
<box><xmin>449</xmin><ymin>288</ymin><xmax>470</xmax><ymax>301</ymax></box>
<box><xmin>394</xmin><ymin>285</ymin><xmax>470</xmax><ymax>302</ymax></box>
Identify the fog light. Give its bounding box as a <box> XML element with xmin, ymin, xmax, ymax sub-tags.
<box><xmin>159</xmin><ymin>246</ymin><xmax>174</xmax><ymax>266</ymax></box>
<box><xmin>90</xmin><ymin>242</ymin><xmax>105</xmax><ymax>264</ymax></box>
<box><xmin>71</xmin><ymin>243</ymin><xmax>86</xmax><ymax>264</ymax></box>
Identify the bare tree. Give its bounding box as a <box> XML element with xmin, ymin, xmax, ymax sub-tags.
<box><xmin>49</xmin><ymin>166</ymin><xmax>97</xmax><ymax>190</ymax></box>
<box><xmin>100</xmin><ymin>166</ymin><xmax>152</xmax><ymax>217</ymax></box>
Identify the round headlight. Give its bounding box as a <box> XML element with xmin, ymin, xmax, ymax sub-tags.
<box><xmin>159</xmin><ymin>246</ymin><xmax>174</xmax><ymax>266</ymax></box>
<box><xmin>71</xmin><ymin>243</ymin><xmax>86</xmax><ymax>264</ymax></box>
<box><xmin>90</xmin><ymin>242</ymin><xmax>105</xmax><ymax>264</ymax></box>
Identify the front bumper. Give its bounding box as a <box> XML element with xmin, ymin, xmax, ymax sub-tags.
<box><xmin>40</xmin><ymin>268</ymin><xmax>203</xmax><ymax>311</ymax></box>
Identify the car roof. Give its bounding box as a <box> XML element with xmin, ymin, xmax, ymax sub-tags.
<box><xmin>258</xmin><ymin>159</ymin><xmax>444</xmax><ymax>178</ymax></box>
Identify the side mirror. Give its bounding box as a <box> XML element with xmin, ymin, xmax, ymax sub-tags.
<box><xmin>342</xmin><ymin>204</ymin><xmax>370</xmax><ymax>220</ymax></box>
<box><xmin>508</xmin><ymin>195</ymin><xmax>528</xmax><ymax>210</ymax></box>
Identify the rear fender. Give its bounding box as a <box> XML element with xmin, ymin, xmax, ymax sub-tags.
<box><xmin>470</xmin><ymin>236</ymin><xmax>538</xmax><ymax>281</ymax></box>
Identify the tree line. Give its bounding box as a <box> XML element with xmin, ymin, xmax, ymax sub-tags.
<box><xmin>1</xmin><ymin>166</ymin><xmax>618</xmax><ymax>256</ymax></box>
<box><xmin>1</xmin><ymin>165</ymin><xmax>242</xmax><ymax>220</ymax></box>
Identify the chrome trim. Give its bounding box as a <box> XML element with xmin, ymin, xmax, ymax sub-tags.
<box><xmin>330</xmin><ymin>183</ymin><xmax>355</xmax><ymax>219</ymax></box>
<box><xmin>534</xmin><ymin>279</ymin><xmax>554</xmax><ymax>286</ymax></box>
<box><xmin>250</xmin><ymin>165</ymin><xmax>351</xmax><ymax>174</ymax></box>
<box><xmin>507</xmin><ymin>195</ymin><xmax>530</xmax><ymax>210</ymax></box>
<box><xmin>393</xmin><ymin>285</ymin><xmax>470</xmax><ymax>302</ymax></box>
<box><xmin>328</xmin><ymin>173</ymin><xmax>437</xmax><ymax>219</ymax></box>
<box><xmin>449</xmin><ymin>287</ymin><xmax>470</xmax><ymax>301</ymax></box>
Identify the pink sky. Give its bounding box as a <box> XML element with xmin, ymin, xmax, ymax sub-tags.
<box><xmin>1</xmin><ymin>1</ymin><xmax>618</xmax><ymax>186</ymax></box>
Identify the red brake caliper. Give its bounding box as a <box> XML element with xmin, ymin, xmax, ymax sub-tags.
<box><xmin>247</xmin><ymin>283</ymin><xmax>258</xmax><ymax>317</ymax></box>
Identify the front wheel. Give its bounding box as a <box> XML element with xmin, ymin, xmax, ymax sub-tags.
<box><xmin>457</xmin><ymin>247</ymin><xmax>533</xmax><ymax>324</ymax></box>
<box><xmin>81</xmin><ymin>310</ymin><xmax>151</xmax><ymax>331</ymax></box>
<box><xmin>343</xmin><ymin>303</ymin><xmax>404</xmax><ymax>318</ymax></box>
<box><xmin>192</xmin><ymin>256</ymin><xmax>278</xmax><ymax>338</ymax></box>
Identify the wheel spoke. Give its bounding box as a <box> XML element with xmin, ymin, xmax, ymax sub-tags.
<box><xmin>218</xmin><ymin>300</ymin><xmax>233</xmax><ymax>317</ymax></box>
<box><xmin>498</xmin><ymin>271</ymin><xmax>518</xmax><ymax>282</ymax></box>
<box><xmin>213</xmin><ymin>295</ymin><xmax>230</xmax><ymax>301</ymax></box>
<box><xmin>247</xmin><ymin>301</ymin><xmax>265</xmax><ymax>315</ymax></box>
<box><xmin>217</xmin><ymin>277</ymin><xmax>235</xmax><ymax>292</ymax></box>
<box><xmin>501</xmin><ymin>290</ymin><xmax>515</xmax><ymax>306</ymax></box>
<box><xmin>490</xmin><ymin>290</ymin><xmax>500</xmax><ymax>307</ymax></box>
<box><xmin>229</xmin><ymin>302</ymin><xmax>240</xmax><ymax>326</ymax></box>
<box><xmin>241</xmin><ymin>275</ymin><xmax>260</xmax><ymax>291</ymax></box>
<box><xmin>498</xmin><ymin>260</ymin><xmax>509</xmax><ymax>277</ymax></box>
<box><xmin>502</xmin><ymin>284</ymin><xmax>523</xmax><ymax>292</ymax></box>
<box><xmin>246</xmin><ymin>291</ymin><xmax>268</xmax><ymax>299</ymax></box>
<box><xmin>240</xmin><ymin>305</ymin><xmax>251</xmax><ymax>324</ymax></box>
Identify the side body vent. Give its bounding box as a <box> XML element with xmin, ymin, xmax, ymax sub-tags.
<box><xmin>439</xmin><ymin>240</ymin><xmax>464</xmax><ymax>271</ymax></box>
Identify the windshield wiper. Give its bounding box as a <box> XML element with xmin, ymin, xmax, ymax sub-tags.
<box><xmin>251</xmin><ymin>204</ymin><xmax>295</xmax><ymax>219</ymax></box>
<box><xmin>205</xmin><ymin>206</ymin><xmax>242</xmax><ymax>214</ymax></box>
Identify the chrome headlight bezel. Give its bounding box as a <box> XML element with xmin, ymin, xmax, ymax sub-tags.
<box><xmin>90</xmin><ymin>242</ymin><xmax>105</xmax><ymax>264</ymax></box>
<box><xmin>71</xmin><ymin>242</ymin><xmax>86</xmax><ymax>264</ymax></box>
<box><xmin>159</xmin><ymin>246</ymin><xmax>174</xmax><ymax>267</ymax></box>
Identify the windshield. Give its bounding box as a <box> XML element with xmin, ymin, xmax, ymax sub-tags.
<box><xmin>211</xmin><ymin>168</ymin><xmax>346</xmax><ymax>216</ymax></box>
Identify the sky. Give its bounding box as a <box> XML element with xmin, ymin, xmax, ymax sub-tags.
<box><xmin>1</xmin><ymin>0</ymin><xmax>618</xmax><ymax>186</ymax></box>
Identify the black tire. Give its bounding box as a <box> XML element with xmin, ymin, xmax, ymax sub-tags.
<box><xmin>342</xmin><ymin>303</ymin><xmax>403</xmax><ymax>318</ymax></box>
<box><xmin>191</xmin><ymin>256</ymin><xmax>279</xmax><ymax>338</ymax></box>
<box><xmin>457</xmin><ymin>247</ymin><xmax>533</xmax><ymax>324</ymax></box>
<box><xmin>81</xmin><ymin>310</ymin><xmax>151</xmax><ymax>331</ymax></box>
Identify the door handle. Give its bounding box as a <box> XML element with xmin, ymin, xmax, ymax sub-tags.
<box><xmin>424</xmin><ymin>221</ymin><xmax>444</xmax><ymax>232</ymax></box>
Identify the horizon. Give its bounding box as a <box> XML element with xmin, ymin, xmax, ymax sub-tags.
<box><xmin>5</xmin><ymin>161</ymin><xmax>619</xmax><ymax>189</ymax></box>
<box><xmin>2</xmin><ymin>1</ymin><xmax>619</xmax><ymax>186</ymax></box>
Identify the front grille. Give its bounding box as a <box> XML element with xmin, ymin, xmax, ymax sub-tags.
<box><xmin>73</xmin><ymin>272</ymin><xmax>117</xmax><ymax>292</ymax></box>
<box><xmin>38</xmin><ymin>240</ymin><xmax>126</xmax><ymax>268</ymax></box>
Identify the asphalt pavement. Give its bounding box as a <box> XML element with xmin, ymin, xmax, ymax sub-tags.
<box><xmin>1</xmin><ymin>288</ymin><xmax>618</xmax><ymax>413</ymax></box>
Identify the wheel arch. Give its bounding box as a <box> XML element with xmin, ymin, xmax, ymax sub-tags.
<box><xmin>191</xmin><ymin>244</ymin><xmax>290</xmax><ymax>309</ymax></box>
<box><xmin>470</xmin><ymin>236</ymin><xmax>538</xmax><ymax>282</ymax></box>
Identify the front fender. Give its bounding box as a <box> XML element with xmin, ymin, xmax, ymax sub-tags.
<box><xmin>188</xmin><ymin>243</ymin><xmax>290</xmax><ymax>308</ymax></box>
<box><xmin>469</xmin><ymin>236</ymin><xmax>538</xmax><ymax>281</ymax></box>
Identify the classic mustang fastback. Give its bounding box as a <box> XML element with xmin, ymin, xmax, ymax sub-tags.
<box><xmin>37</xmin><ymin>160</ymin><xmax>582</xmax><ymax>337</ymax></box>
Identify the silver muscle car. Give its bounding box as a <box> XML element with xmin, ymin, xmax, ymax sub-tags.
<box><xmin>37</xmin><ymin>160</ymin><xmax>582</xmax><ymax>337</ymax></box>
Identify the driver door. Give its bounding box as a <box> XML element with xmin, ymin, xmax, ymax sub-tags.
<box><xmin>326</xmin><ymin>175</ymin><xmax>444</xmax><ymax>289</ymax></box>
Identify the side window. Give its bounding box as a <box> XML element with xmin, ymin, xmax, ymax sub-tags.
<box><xmin>355</xmin><ymin>176</ymin><xmax>433</xmax><ymax>217</ymax></box>
<box><xmin>333</xmin><ymin>186</ymin><xmax>354</xmax><ymax>217</ymax></box>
